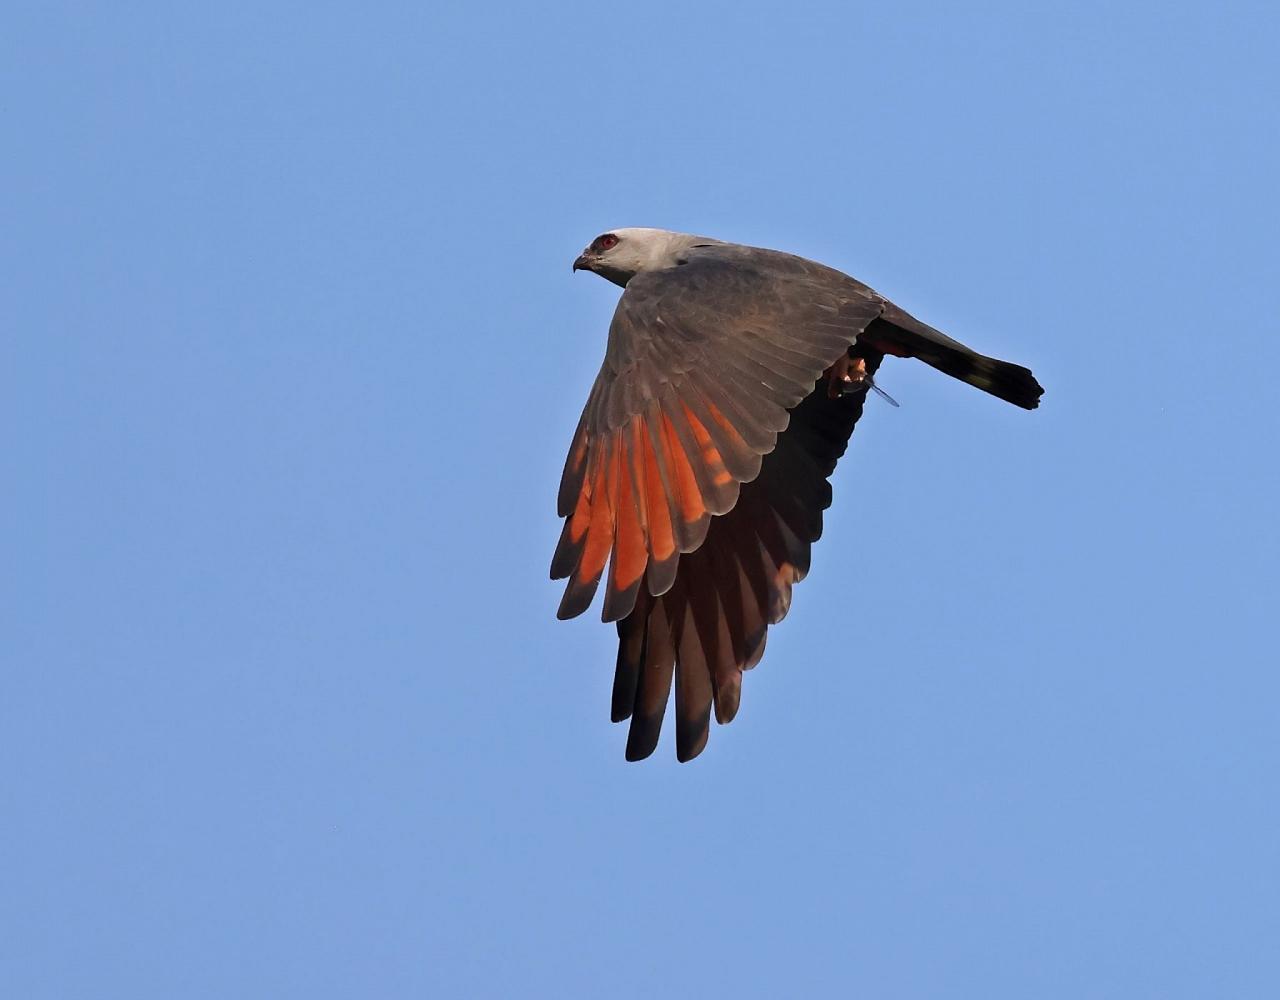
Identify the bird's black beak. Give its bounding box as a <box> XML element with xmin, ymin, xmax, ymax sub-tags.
<box><xmin>572</xmin><ymin>253</ymin><xmax>592</xmax><ymax>273</ymax></box>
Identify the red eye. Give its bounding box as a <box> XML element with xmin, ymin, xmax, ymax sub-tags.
<box><xmin>593</xmin><ymin>233</ymin><xmax>619</xmax><ymax>252</ymax></box>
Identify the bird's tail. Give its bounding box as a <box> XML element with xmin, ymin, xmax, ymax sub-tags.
<box><xmin>863</xmin><ymin>305</ymin><xmax>1044</xmax><ymax>410</ymax></box>
<box><xmin>912</xmin><ymin>347</ymin><xmax>1043</xmax><ymax>409</ymax></box>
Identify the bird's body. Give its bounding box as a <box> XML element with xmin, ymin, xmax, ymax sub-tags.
<box><xmin>556</xmin><ymin>229</ymin><xmax>1043</xmax><ymax>761</ymax></box>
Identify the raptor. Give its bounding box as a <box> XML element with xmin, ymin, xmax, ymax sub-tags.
<box><xmin>554</xmin><ymin>228</ymin><xmax>1043</xmax><ymax>762</ymax></box>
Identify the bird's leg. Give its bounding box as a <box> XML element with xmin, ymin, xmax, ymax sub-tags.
<box><xmin>826</xmin><ymin>350</ymin><xmax>869</xmax><ymax>399</ymax></box>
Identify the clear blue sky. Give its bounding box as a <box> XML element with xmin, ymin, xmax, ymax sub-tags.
<box><xmin>5</xmin><ymin>2</ymin><xmax>1279</xmax><ymax>997</ymax></box>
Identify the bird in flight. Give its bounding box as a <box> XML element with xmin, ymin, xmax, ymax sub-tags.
<box><xmin>554</xmin><ymin>228</ymin><xmax>1043</xmax><ymax>762</ymax></box>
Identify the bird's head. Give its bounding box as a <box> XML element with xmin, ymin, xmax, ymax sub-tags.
<box><xmin>572</xmin><ymin>227</ymin><xmax>720</xmax><ymax>288</ymax></box>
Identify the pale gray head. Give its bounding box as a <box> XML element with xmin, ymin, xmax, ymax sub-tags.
<box><xmin>572</xmin><ymin>227</ymin><xmax>722</xmax><ymax>288</ymax></box>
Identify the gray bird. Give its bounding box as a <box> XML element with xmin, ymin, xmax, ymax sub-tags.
<box><xmin>555</xmin><ymin>228</ymin><xmax>1042</xmax><ymax>762</ymax></box>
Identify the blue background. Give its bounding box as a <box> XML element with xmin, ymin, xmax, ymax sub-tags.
<box><xmin>5</xmin><ymin>2</ymin><xmax>1278</xmax><ymax>996</ymax></box>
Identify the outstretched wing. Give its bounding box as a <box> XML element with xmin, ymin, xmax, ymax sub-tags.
<box><xmin>611</xmin><ymin>355</ymin><xmax>885</xmax><ymax>760</ymax></box>
<box><xmin>551</xmin><ymin>245</ymin><xmax>885</xmax><ymax>623</ymax></box>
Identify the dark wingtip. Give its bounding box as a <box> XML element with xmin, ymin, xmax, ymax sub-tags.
<box><xmin>675</xmin><ymin>730</ymin><xmax>709</xmax><ymax>763</ymax></box>
<box><xmin>625</xmin><ymin>719</ymin><xmax>662</xmax><ymax>761</ymax></box>
<box><xmin>611</xmin><ymin>629</ymin><xmax>641</xmax><ymax>723</ymax></box>
<box><xmin>624</xmin><ymin>699</ymin><xmax>669</xmax><ymax>761</ymax></box>
<box><xmin>712</xmin><ymin>676</ymin><xmax>742</xmax><ymax>725</ymax></box>
<box><xmin>549</xmin><ymin>516</ymin><xmax>584</xmax><ymax>581</ymax></box>
<box><xmin>556</xmin><ymin>576</ymin><xmax>600</xmax><ymax>620</ymax></box>
<box><xmin>645</xmin><ymin>553</ymin><xmax>680</xmax><ymax>598</ymax></box>
<box><xmin>601</xmin><ymin>577</ymin><xmax>643</xmax><ymax>624</ymax></box>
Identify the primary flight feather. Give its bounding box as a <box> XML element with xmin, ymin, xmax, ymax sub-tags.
<box><xmin>554</xmin><ymin>228</ymin><xmax>1043</xmax><ymax>762</ymax></box>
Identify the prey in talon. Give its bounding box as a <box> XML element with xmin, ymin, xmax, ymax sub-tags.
<box><xmin>826</xmin><ymin>349</ymin><xmax>900</xmax><ymax>406</ymax></box>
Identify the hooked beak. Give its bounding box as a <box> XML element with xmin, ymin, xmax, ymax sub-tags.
<box><xmin>572</xmin><ymin>253</ymin><xmax>593</xmax><ymax>273</ymax></box>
